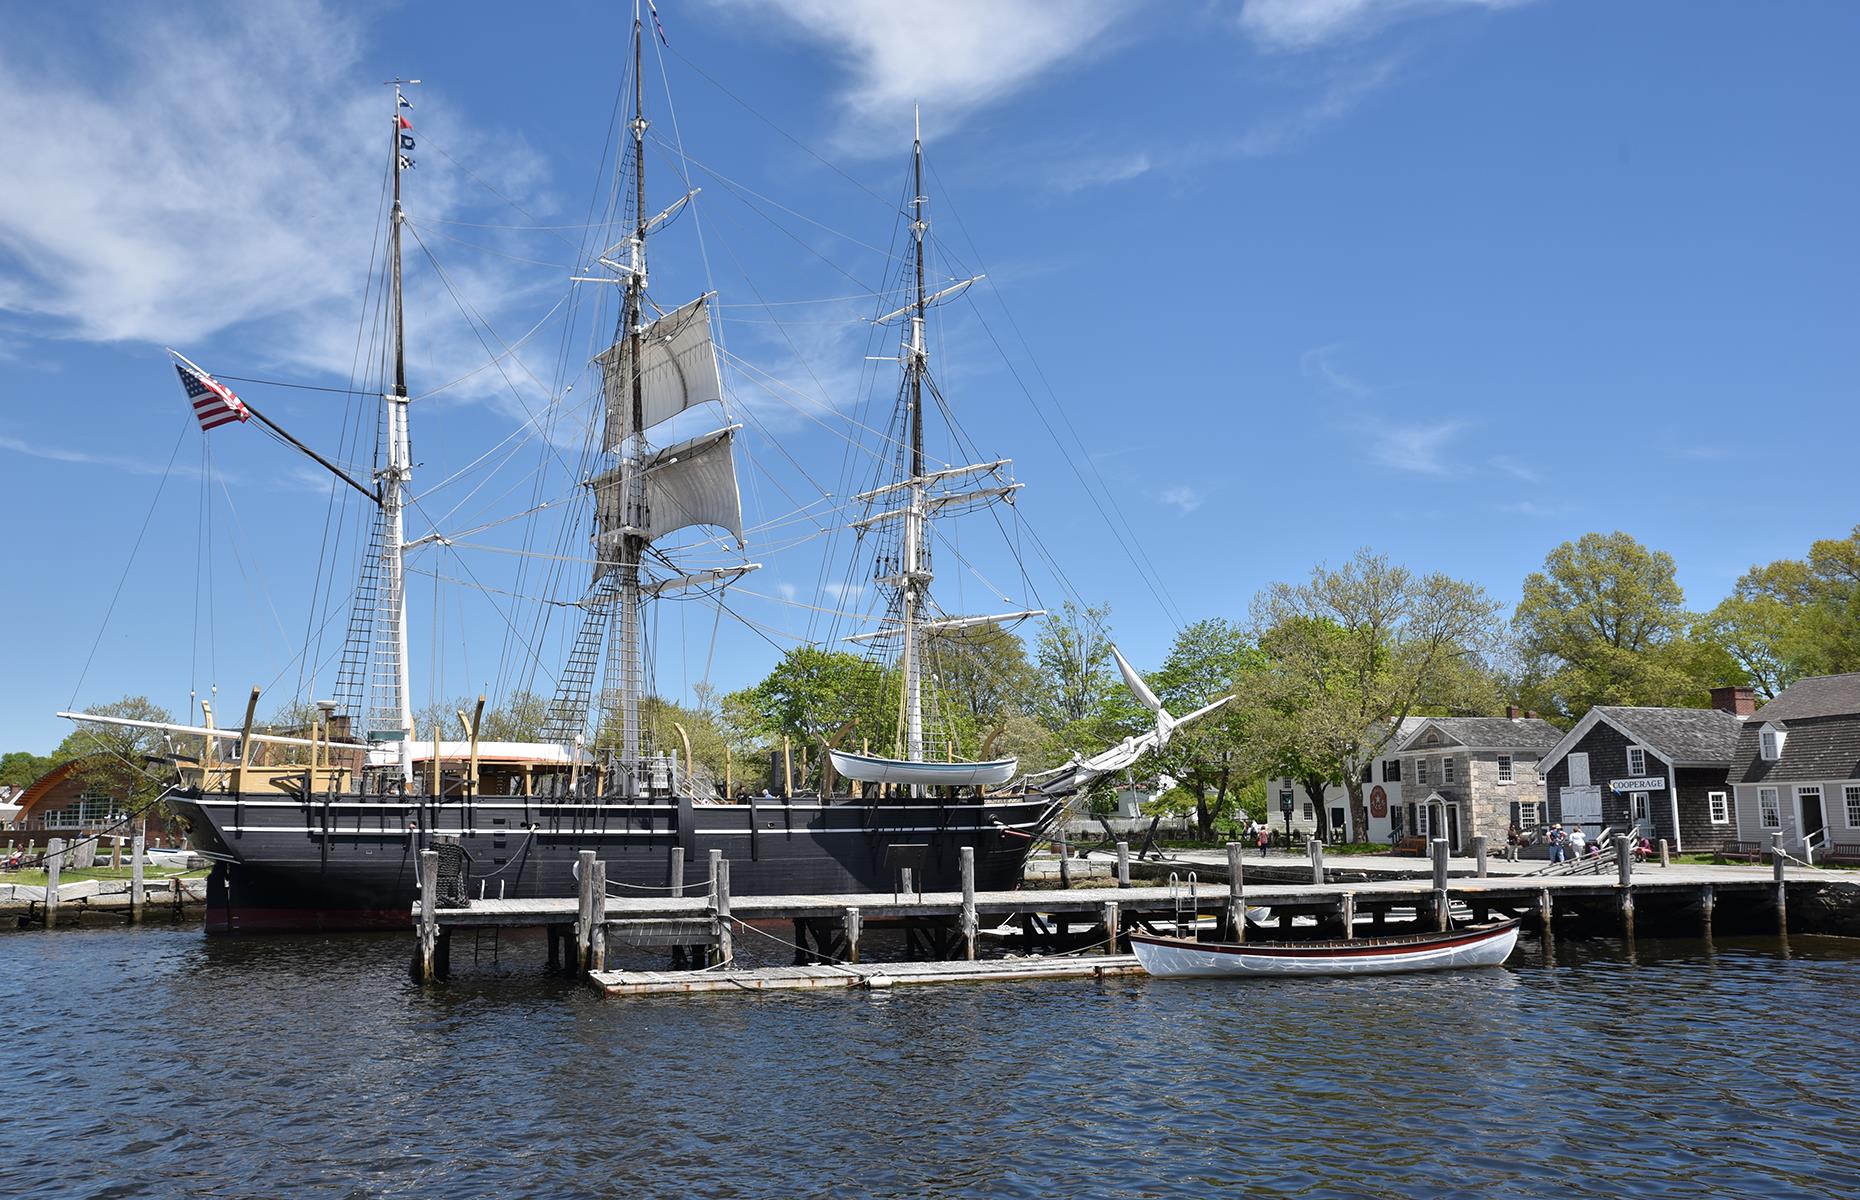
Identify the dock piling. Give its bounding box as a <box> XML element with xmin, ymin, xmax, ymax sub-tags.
<box><xmin>417</xmin><ymin>849</ymin><xmax>439</xmax><ymax>982</ymax></box>
<box><xmin>960</xmin><ymin>846</ymin><xmax>978</xmax><ymax>961</ymax></box>
<box><xmin>45</xmin><ymin>837</ymin><xmax>63</xmax><ymax>929</ymax></box>
<box><xmin>1115</xmin><ymin>841</ymin><xmax>1130</xmax><ymax>888</ymax></box>
<box><xmin>1473</xmin><ymin>835</ymin><xmax>1488</xmax><ymax>878</ymax></box>
<box><xmin>1308</xmin><ymin>838</ymin><xmax>1324</xmax><ymax>885</ymax></box>
<box><xmin>1339</xmin><ymin>891</ymin><xmax>1356</xmax><ymax>939</ymax></box>
<box><xmin>843</xmin><ymin>906</ymin><xmax>862</xmax><ymax>963</ymax></box>
<box><xmin>669</xmin><ymin>845</ymin><xmax>685</xmax><ymax>897</ymax></box>
<box><xmin>1658</xmin><ymin>839</ymin><xmax>1670</xmax><ymax>868</ymax></box>
<box><xmin>1430</xmin><ymin>838</ymin><xmax>1449</xmax><ymax>931</ymax></box>
<box><xmin>588</xmin><ymin>860</ymin><xmax>608</xmax><ymax>972</ymax></box>
<box><xmin>1615</xmin><ymin>834</ymin><xmax>1635</xmax><ymax>937</ymax></box>
<box><xmin>1700</xmin><ymin>884</ymin><xmax>1714</xmax><ymax>934</ymax></box>
<box><xmin>575</xmin><ymin>849</ymin><xmax>597</xmax><ymax>971</ymax></box>
<box><xmin>1057</xmin><ymin>829</ymin><xmax>1071</xmax><ymax>888</ymax></box>
<box><xmin>1772</xmin><ymin>831</ymin><xmax>1786</xmax><ymax>933</ymax></box>
<box><xmin>1102</xmin><ymin>901</ymin><xmax>1120</xmax><ymax>953</ymax></box>
<box><xmin>1226</xmin><ymin>842</ymin><xmax>1244</xmax><ymax>942</ymax></box>
<box><xmin>1538</xmin><ymin>887</ymin><xmax>1553</xmax><ymax>933</ymax></box>
<box><xmin>130</xmin><ymin>825</ymin><xmax>146</xmax><ymax>924</ymax></box>
<box><xmin>715</xmin><ymin>858</ymin><xmax>734</xmax><ymax>965</ymax></box>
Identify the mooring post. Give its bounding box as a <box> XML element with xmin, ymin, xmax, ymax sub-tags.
<box><xmin>716</xmin><ymin>858</ymin><xmax>734</xmax><ymax>965</ymax></box>
<box><xmin>417</xmin><ymin>849</ymin><xmax>439</xmax><ymax>982</ymax></box>
<box><xmin>1116</xmin><ymin>841</ymin><xmax>1130</xmax><ymax>888</ymax></box>
<box><xmin>1308</xmin><ymin>838</ymin><xmax>1324</xmax><ymax>885</ymax></box>
<box><xmin>843</xmin><ymin>906</ymin><xmax>862</xmax><ymax>964</ymax></box>
<box><xmin>1771</xmin><ymin>831</ymin><xmax>1786</xmax><ymax>933</ymax></box>
<box><xmin>1615</xmin><ymin>834</ymin><xmax>1635</xmax><ymax>938</ymax></box>
<box><xmin>1226</xmin><ymin>842</ymin><xmax>1245</xmax><ymax>942</ymax></box>
<box><xmin>1339</xmin><ymin>891</ymin><xmax>1356</xmax><ymax>939</ymax></box>
<box><xmin>130</xmin><ymin>825</ymin><xmax>146</xmax><ymax>925</ymax></box>
<box><xmin>588</xmin><ymin>860</ymin><xmax>608</xmax><ymax>973</ymax></box>
<box><xmin>1700</xmin><ymin>884</ymin><xmax>1714</xmax><ymax>934</ymax></box>
<box><xmin>959</xmin><ymin>845</ymin><xmax>978</xmax><ymax>961</ymax></box>
<box><xmin>45</xmin><ymin>837</ymin><xmax>63</xmax><ymax>929</ymax></box>
<box><xmin>1473</xmin><ymin>835</ymin><xmax>1488</xmax><ymax>879</ymax></box>
<box><xmin>1430</xmin><ymin>838</ymin><xmax>1449</xmax><ymax>931</ymax></box>
<box><xmin>1057</xmin><ymin>827</ymin><xmax>1072</xmax><ymax>888</ymax></box>
<box><xmin>575</xmin><ymin>849</ymin><xmax>597</xmax><ymax>971</ymax></box>
<box><xmin>110</xmin><ymin>835</ymin><xmax>122</xmax><ymax>870</ymax></box>
<box><xmin>1538</xmin><ymin>887</ymin><xmax>1553</xmax><ymax>933</ymax></box>
<box><xmin>669</xmin><ymin>845</ymin><xmax>685</xmax><ymax>897</ymax></box>
<box><xmin>1658</xmin><ymin>838</ymin><xmax>1670</xmax><ymax>869</ymax></box>
<box><xmin>1102</xmin><ymin>900</ymin><xmax>1120</xmax><ymax>954</ymax></box>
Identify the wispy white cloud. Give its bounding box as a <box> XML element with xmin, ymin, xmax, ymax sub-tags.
<box><xmin>1158</xmin><ymin>484</ymin><xmax>1206</xmax><ymax>514</ymax></box>
<box><xmin>1496</xmin><ymin>498</ymin><xmax>1561</xmax><ymax>517</ymax></box>
<box><xmin>0</xmin><ymin>434</ymin><xmax>188</xmax><ymax>477</ymax></box>
<box><xmin>1355</xmin><ymin>415</ymin><xmax>1469</xmax><ymax>475</ymax></box>
<box><xmin>1238</xmin><ymin>0</ymin><xmax>1527</xmax><ymax>52</ymax></box>
<box><xmin>1052</xmin><ymin>151</ymin><xmax>1154</xmax><ymax>194</ymax></box>
<box><xmin>711</xmin><ymin>0</ymin><xmax>1130</xmax><ymax>154</ymax></box>
<box><xmin>0</xmin><ymin>0</ymin><xmax>554</xmax><ymax>393</ymax></box>
<box><xmin>1488</xmin><ymin>454</ymin><xmax>1540</xmax><ymax>484</ymax></box>
<box><xmin>1302</xmin><ymin>343</ymin><xmax>1374</xmax><ymax>397</ymax></box>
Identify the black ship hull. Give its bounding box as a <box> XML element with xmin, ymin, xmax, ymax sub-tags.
<box><xmin>172</xmin><ymin>790</ymin><xmax>1064</xmax><ymax>933</ymax></box>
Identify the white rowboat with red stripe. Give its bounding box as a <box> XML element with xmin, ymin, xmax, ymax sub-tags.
<box><xmin>1129</xmin><ymin>918</ymin><xmax>1521</xmax><ymax>978</ymax></box>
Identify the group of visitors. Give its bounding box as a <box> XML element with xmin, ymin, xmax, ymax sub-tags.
<box><xmin>1241</xmin><ymin>817</ymin><xmax>1275</xmax><ymax>857</ymax></box>
<box><xmin>1545</xmin><ymin>823</ymin><xmax>1605</xmax><ymax>863</ymax></box>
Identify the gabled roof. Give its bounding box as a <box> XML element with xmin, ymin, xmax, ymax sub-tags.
<box><xmin>1750</xmin><ymin>673</ymin><xmax>1860</xmax><ymax>723</ymax></box>
<box><xmin>1538</xmin><ymin>705</ymin><xmax>1744</xmax><ymax>773</ymax></box>
<box><xmin>1731</xmin><ymin>674</ymin><xmax>1860</xmax><ymax>785</ymax></box>
<box><xmin>1397</xmin><ymin>716</ymin><xmax>1563</xmax><ymax>753</ymax></box>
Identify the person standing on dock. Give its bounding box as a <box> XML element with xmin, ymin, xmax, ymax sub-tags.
<box><xmin>1256</xmin><ymin>823</ymin><xmax>1271</xmax><ymax>858</ymax></box>
<box><xmin>1548</xmin><ymin>824</ymin><xmax>1567</xmax><ymax>864</ymax></box>
<box><xmin>1568</xmin><ymin>825</ymin><xmax>1587</xmax><ymax>859</ymax></box>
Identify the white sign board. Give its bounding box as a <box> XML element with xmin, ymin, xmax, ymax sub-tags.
<box><xmin>1609</xmin><ymin>776</ymin><xmax>1666</xmax><ymax>793</ymax></box>
<box><xmin>1559</xmin><ymin>785</ymin><xmax>1602</xmax><ymax>824</ymax></box>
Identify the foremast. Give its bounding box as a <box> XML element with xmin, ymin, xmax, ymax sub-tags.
<box><xmin>371</xmin><ymin>79</ymin><xmax>418</xmax><ymax>780</ymax></box>
<box><xmin>849</xmin><ymin>111</ymin><xmax>1042</xmax><ymax>771</ymax></box>
<box><xmin>610</xmin><ymin>15</ymin><xmax>651</xmax><ymax>772</ymax></box>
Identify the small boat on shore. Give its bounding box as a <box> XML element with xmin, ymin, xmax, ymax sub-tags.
<box><xmin>1129</xmin><ymin>918</ymin><xmax>1521</xmax><ymax>979</ymax></box>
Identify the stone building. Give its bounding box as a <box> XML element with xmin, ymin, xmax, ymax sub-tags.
<box><xmin>1394</xmin><ymin>713</ymin><xmax>1562</xmax><ymax>852</ymax></box>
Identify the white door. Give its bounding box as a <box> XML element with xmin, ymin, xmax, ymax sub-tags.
<box><xmin>1568</xmin><ymin>752</ymin><xmax>1590</xmax><ymax>788</ymax></box>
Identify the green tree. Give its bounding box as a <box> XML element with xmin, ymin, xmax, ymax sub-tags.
<box><xmin>0</xmin><ymin>751</ymin><xmax>54</xmax><ymax>790</ymax></box>
<box><xmin>1147</xmin><ymin>618</ymin><xmax>1263</xmax><ymax>840</ymax></box>
<box><xmin>1029</xmin><ymin>601</ymin><xmax>1115</xmax><ymax>734</ymax></box>
<box><xmin>51</xmin><ymin>696</ymin><xmax>177</xmax><ymax>818</ymax></box>
<box><xmin>723</xmin><ymin>647</ymin><xmax>896</xmax><ymax>758</ymax></box>
<box><xmin>1249</xmin><ymin>551</ymin><xmax>1505</xmax><ymax>842</ymax></box>
<box><xmin>1513</xmin><ymin>531</ymin><xmax>1725</xmax><ymax>716</ymax></box>
<box><xmin>1700</xmin><ymin>526</ymin><xmax>1860</xmax><ymax>696</ymax></box>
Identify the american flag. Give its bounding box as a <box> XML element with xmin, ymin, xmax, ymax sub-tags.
<box><xmin>174</xmin><ymin>360</ymin><xmax>249</xmax><ymax>431</ymax></box>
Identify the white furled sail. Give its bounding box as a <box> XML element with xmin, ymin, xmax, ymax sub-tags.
<box><xmin>592</xmin><ymin>425</ymin><xmax>745</xmax><ymax>549</ymax></box>
<box><xmin>594</xmin><ymin>294</ymin><xmax>722</xmax><ymax>449</ymax></box>
<box><xmin>1028</xmin><ymin>649</ymin><xmax>1232</xmax><ymax>795</ymax></box>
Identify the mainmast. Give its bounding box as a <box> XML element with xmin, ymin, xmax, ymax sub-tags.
<box><xmin>607</xmin><ymin>10</ymin><xmax>651</xmax><ymax>777</ymax></box>
<box><xmin>900</xmin><ymin>108</ymin><xmax>930</xmax><ymax>764</ymax></box>
<box><xmin>374</xmin><ymin>79</ymin><xmax>419</xmax><ymax>779</ymax></box>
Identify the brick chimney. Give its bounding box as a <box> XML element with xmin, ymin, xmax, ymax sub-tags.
<box><xmin>1506</xmin><ymin>704</ymin><xmax>1523</xmax><ymax>719</ymax></box>
<box><xmin>1709</xmin><ymin>685</ymin><xmax>1756</xmax><ymax>718</ymax></box>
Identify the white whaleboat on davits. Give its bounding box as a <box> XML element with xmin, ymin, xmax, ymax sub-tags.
<box><xmin>1129</xmin><ymin>918</ymin><xmax>1522</xmax><ymax>979</ymax></box>
<box><xmin>56</xmin><ymin>10</ymin><xmax>1227</xmax><ymax>933</ymax></box>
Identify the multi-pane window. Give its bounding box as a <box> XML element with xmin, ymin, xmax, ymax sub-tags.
<box><xmin>1760</xmin><ymin>729</ymin><xmax>1780</xmax><ymax>760</ymax></box>
<box><xmin>1417</xmin><ymin>805</ymin><xmax>1430</xmax><ymax>835</ymax></box>
<box><xmin>1302</xmin><ymin>802</ymin><xmax>1314</xmax><ymax>820</ymax></box>
<box><xmin>1631</xmin><ymin>792</ymin><xmax>1650</xmax><ymax>823</ymax></box>
<box><xmin>1417</xmin><ymin>759</ymin><xmax>1429</xmax><ymax>786</ymax></box>
<box><xmin>1497</xmin><ymin>754</ymin><xmax>1514</xmax><ymax>783</ymax></box>
<box><xmin>1845</xmin><ymin>784</ymin><xmax>1860</xmax><ymax>828</ymax></box>
<box><xmin>1626</xmin><ymin>746</ymin><xmax>1647</xmax><ymax>776</ymax></box>
<box><xmin>1709</xmin><ymin>791</ymin><xmax>1730</xmax><ymax>824</ymax></box>
<box><xmin>1759</xmin><ymin>787</ymin><xmax>1781</xmax><ymax>828</ymax></box>
<box><xmin>1442</xmin><ymin>757</ymin><xmax>1456</xmax><ymax>785</ymax></box>
<box><xmin>1383</xmin><ymin>760</ymin><xmax>1402</xmax><ymax>783</ymax></box>
<box><xmin>1516</xmin><ymin>801</ymin><xmax>1541</xmax><ymax>829</ymax></box>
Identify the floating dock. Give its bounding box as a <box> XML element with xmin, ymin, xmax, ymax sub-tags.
<box><xmin>593</xmin><ymin>954</ymin><xmax>1144</xmax><ymax>996</ymax></box>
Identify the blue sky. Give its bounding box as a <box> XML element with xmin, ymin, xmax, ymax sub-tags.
<box><xmin>2</xmin><ymin>0</ymin><xmax>1855</xmax><ymax>752</ymax></box>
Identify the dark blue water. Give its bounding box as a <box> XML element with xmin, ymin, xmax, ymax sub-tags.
<box><xmin>3</xmin><ymin>927</ymin><xmax>1857</xmax><ymax>1199</ymax></box>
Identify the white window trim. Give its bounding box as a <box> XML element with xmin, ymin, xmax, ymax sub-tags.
<box><xmin>1417</xmin><ymin>759</ymin><xmax>1429</xmax><ymax>787</ymax></box>
<box><xmin>1626</xmin><ymin>746</ymin><xmax>1647</xmax><ymax>776</ymax></box>
<box><xmin>1568</xmin><ymin>752</ymin><xmax>1590</xmax><ymax>788</ymax></box>
<box><xmin>1796</xmin><ymin>785</ymin><xmax>1823</xmax><ymax>831</ymax></box>
<box><xmin>1845</xmin><ymin>783</ymin><xmax>1860</xmax><ymax>830</ymax></box>
<box><xmin>1758</xmin><ymin>786</ymin><xmax>1781</xmax><ymax>829</ymax></box>
<box><xmin>1631</xmin><ymin>791</ymin><xmax>1650</xmax><ymax>823</ymax></box>
<box><xmin>1760</xmin><ymin>728</ymin><xmax>1783</xmax><ymax>761</ymax></box>
<box><xmin>1708</xmin><ymin>790</ymin><xmax>1730</xmax><ymax>825</ymax></box>
<box><xmin>1442</xmin><ymin>757</ymin><xmax>1455</xmax><ymax>785</ymax></box>
<box><xmin>1496</xmin><ymin>754</ymin><xmax>1513</xmax><ymax>785</ymax></box>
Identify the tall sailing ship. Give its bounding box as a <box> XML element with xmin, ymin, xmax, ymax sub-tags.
<box><xmin>59</xmin><ymin>11</ymin><xmax>1220</xmax><ymax>933</ymax></box>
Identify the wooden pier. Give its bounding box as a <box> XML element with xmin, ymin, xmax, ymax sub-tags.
<box><xmin>411</xmin><ymin>835</ymin><xmax>1813</xmax><ymax>991</ymax></box>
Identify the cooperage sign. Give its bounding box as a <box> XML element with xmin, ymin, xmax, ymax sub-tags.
<box><xmin>1609</xmin><ymin>776</ymin><xmax>1666</xmax><ymax>793</ymax></box>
